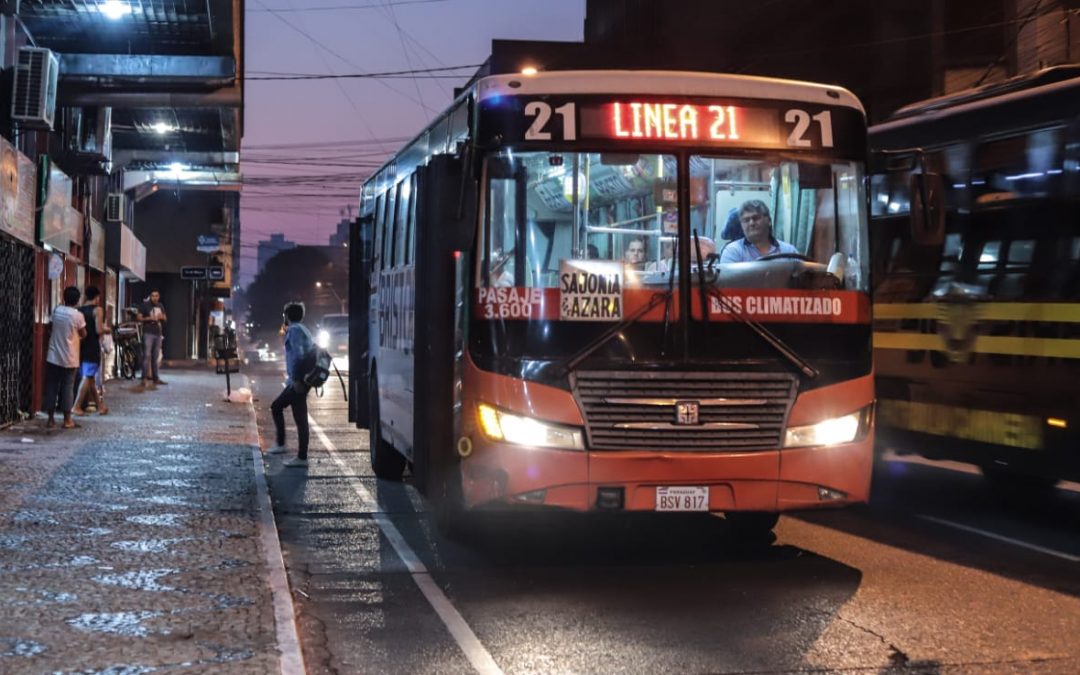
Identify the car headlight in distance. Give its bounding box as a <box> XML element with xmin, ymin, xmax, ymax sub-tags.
<box><xmin>317</xmin><ymin>329</ymin><xmax>330</xmax><ymax>349</ymax></box>
<box><xmin>476</xmin><ymin>403</ymin><xmax>585</xmax><ymax>450</ymax></box>
<box><xmin>784</xmin><ymin>406</ymin><xmax>871</xmax><ymax>448</ymax></box>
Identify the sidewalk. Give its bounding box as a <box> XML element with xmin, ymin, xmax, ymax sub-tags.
<box><xmin>0</xmin><ymin>364</ymin><xmax>286</xmax><ymax>674</ymax></box>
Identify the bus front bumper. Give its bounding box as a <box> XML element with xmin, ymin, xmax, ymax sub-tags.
<box><xmin>459</xmin><ymin>436</ymin><xmax>873</xmax><ymax>513</ymax></box>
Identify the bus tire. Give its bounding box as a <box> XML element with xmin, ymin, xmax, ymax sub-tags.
<box><xmin>368</xmin><ymin>369</ymin><xmax>406</xmax><ymax>481</ymax></box>
<box><xmin>724</xmin><ymin>512</ymin><xmax>780</xmax><ymax>540</ymax></box>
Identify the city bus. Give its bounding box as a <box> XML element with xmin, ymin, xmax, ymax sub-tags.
<box><xmin>351</xmin><ymin>70</ymin><xmax>875</xmax><ymax>534</ymax></box>
<box><xmin>869</xmin><ymin>66</ymin><xmax>1080</xmax><ymax>489</ymax></box>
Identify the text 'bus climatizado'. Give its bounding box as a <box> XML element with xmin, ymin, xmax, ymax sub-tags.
<box><xmin>350</xmin><ymin>70</ymin><xmax>875</xmax><ymax>536</ymax></box>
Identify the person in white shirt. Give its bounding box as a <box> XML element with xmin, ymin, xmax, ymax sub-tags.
<box><xmin>44</xmin><ymin>286</ymin><xmax>87</xmax><ymax>429</ymax></box>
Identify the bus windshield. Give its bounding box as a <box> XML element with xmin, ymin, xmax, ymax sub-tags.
<box><xmin>480</xmin><ymin>150</ymin><xmax>869</xmax><ymax>292</ymax></box>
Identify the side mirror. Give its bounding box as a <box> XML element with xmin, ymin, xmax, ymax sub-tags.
<box><xmin>826</xmin><ymin>252</ymin><xmax>846</xmax><ymax>284</ymax></box>
<box><xmin>422</xmin><ymin>154</ymin><xmax>477</xmax><ymax>252</ymax></box>
<box><xmin>909</xmin><ymin>172</ymin><xmax>945</xmax><ymax>245</ymax></box>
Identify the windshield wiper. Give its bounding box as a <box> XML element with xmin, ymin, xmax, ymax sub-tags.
<box><xmin>705</xmin><ymin>286</ymin><xmax>819</xmax><ymax>379</ymax></box>
<box><xmin>559</xmin><ymin>289</ymin><xmax>674</xmax><ymax>374</ymax></box>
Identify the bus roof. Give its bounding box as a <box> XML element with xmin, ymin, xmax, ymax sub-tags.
<box><xmin>476</xmin><ymin>70</ymin><xmax>864</xmax><ymax>114</ymax></box>
<box><xmin>871</xmin><ymin>66</ymin><xmax>1080</xmax><ymax>144</ymax></box>
<box><xmin>884</xmin><ymin>65</ymin><xmax>1080</xmax><ymax>122</ymax></box>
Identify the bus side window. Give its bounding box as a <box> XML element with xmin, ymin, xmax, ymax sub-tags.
<box><xmin>373</xmin><ymin>193</ymin><xmax>387</xmax><ymax>271</ymax></box>
<box><xmin>394</xmin><ymin>177</ymin><xmax>411</xmax><ymax>267</ymax></box>
<box><xmin>406</xmin><ymin>173</ymin><xmax>418</xmax><ymax>265</ymax></box>
<box><xmin>384</xmin><ymin>183</ymin><xmax>399</xmax><ymax>269</ymax></box>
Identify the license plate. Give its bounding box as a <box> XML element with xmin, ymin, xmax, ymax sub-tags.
<box><xmin>655</xmin><ymin>486</ymin><xmax>709</xmax><ymax>512</ymax></box>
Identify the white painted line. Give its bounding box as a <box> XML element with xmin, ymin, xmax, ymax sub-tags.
<box><xmin>309</xmin><ymin>417</ymin><xmax>504</xmax><ymax>675</ymax></box>
<box><xmin>919</xmin><ymin>515</ymin><xmax>1080</xmax><ymax>563</ymax></box>
<box><xmin>242</xmin><ymin>377</ymin><xmax>307</xmax><ymax>675</ymax></box>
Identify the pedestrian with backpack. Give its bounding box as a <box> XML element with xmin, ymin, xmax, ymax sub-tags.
<box><xmin>267</xmin><ymin>301</ymin><xmax>315</xmax><ymax>468</ymax></box>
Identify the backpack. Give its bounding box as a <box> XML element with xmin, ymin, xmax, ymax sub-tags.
<box><xmin>301</xmin><ymin>347</ymin><xmax>333</xmax><ymax>390</ymax></box>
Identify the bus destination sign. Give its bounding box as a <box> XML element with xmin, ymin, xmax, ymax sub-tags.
<box><xmin>481</xmin><ymin>96</ymin><xmax>863</xmax><ymax>154</ymax></box>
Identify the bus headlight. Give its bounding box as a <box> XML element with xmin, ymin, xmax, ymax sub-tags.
<box><xmin>476</xmin><ymin>403</ymin><xmax>585</xmax><ymax>450</ymax></box>
<box><xmin>784</xmin><ymin>407</ymin><xmax>870</xmax><ymax>448</ymax></box>
<box><xmin>317</xmin><ymin>329</ymin><xmax>330</xmax><ymax>349</ymax></box>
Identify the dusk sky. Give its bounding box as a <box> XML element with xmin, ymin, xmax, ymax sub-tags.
<box><xmin>240</xmin><ymin>0</ymin><xmax>586</xmax><ymax>285</ymax></box>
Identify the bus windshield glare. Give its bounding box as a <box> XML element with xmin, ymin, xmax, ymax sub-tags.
<box><xmin>481</xmin><ymin>150</ymin><xmax>869</xmax><ymax>293</ymax></box>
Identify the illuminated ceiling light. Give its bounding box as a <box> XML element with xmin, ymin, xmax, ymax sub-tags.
<box><xmin>520</xmin><ymin>66</ymin><xmax>539</xmax><ymax>76</ymax></box>
<box><xmin>153</xmin><ymin>122</ymin><xmax>175</xmax><ymax>135</ymax></box>
<box><xmin>100</xmin><ymin>1</ymin><xmax>133</xmax><ymax>20</ymax></box>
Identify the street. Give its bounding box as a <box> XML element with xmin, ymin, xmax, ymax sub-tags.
<box><xmin>249</xmin><ymin>361</ymin><xmax>1080</xmax><ymax>674</ymax></box>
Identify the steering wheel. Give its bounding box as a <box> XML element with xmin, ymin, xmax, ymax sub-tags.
<box><xmin>756</xmin><ymin>252</ymin><xmax>813</xmax><ymax>262</ymax></box>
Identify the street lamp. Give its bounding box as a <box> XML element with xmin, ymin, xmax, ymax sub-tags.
<box><xmin>315</xmin><ymin>281</ymin><xmax>346</xmax><ymax>314</ymax></box>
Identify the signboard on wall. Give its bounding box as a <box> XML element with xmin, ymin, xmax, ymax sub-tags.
<box><xmin>38</xmin><ymin>158</ymin><xmax>73</xmax><ymax>252</ymax></box>
<box><xmin>63</xmin><ymin>205</ymin><xmax>84</xmax><ymax>251</ymax></box>
<box><xmin>196</xmin><ymin>234</ymin><xmax>220</xmax><ymax>253</ymax></box>
<box><xmin>88</xmin><ymin>217</ymin><xmax>105</xmax><ymax>270</ymax></box>
<box><xmin>0</xmin><ymin>137</ymin><xmax>36</xmax><ymax>245</ymax></box>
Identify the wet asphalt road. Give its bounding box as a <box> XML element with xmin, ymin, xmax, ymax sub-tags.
<box><xmin>248</xmin><ymin>361</ymin><xmax>1080</xmax><ymax>674</ymax></box>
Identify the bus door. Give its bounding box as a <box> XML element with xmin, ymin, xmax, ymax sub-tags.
<box><xmin>412</xmin><ymin>155</ymin><xmax>477</xmax><ymax>501</ymax></box>
<box><xmin>349</xmin><ymin>214</ymin><xmax>373</xmax><ymax>427</ymax></box>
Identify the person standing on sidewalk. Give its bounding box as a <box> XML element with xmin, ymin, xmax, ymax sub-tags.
<box><xmin>267</xmin><ymin>301</ymin><xmax>315</xmax><ymax>468</ymax></box>
<box><xmin>44</xmin><ymin>286</ymin><xmax>87</xmax><ymax>429</ymax></box>
<box><xmin>74</xmin><ymin>286</ymin><xmax>108</xmax><ymax>416</ymax></box>
<box><xmin>136</xmin><ymin>289</ymin><xmax>167</xmax><ymax>389</ymax></box>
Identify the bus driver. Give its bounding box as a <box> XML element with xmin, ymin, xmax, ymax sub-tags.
<box><xmin>719</xmin><ymin>200</ymin><xmax>797</xmax><ymax>263</ymax></box>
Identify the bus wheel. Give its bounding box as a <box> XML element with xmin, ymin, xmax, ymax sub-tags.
<box><xmin>368</xmin><ymin>371</ymin><xmax>406</xmax><ymax>481</ymax></box>
<box><xmin>724</xmin><ymin>512</ymin><xmax>780</xmax><ymax>540</ymax></box>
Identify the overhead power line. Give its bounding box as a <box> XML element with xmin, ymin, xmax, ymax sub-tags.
<box><xmin>250</xmin><ymin>0</ymin><xmax>447</xmax><ymax>12</ymax></box>
<box><xmin>245</xmin><ymin>64</ymin><xmax>480</xmax><ymax>81</ymax></box>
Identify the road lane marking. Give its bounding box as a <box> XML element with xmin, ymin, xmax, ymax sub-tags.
<box><xmin>309</xmin><ymin>417</ymin><xmax>505</xmax><ymax>675</ymax></box>
<box><xmin>918</xmin><ymin>515</ymin><xmax>1080</xmax><ymax>563</ymax></box>
<box><xmin>242</xmin><ymin>378</ymin><xmax>307</xmax><ymax>675</ymax></box>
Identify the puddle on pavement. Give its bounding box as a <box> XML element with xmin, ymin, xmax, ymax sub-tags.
<box><xmin>12</xmin><ymin>588</ymin><xmax>78</xmax><ymax>606</ymax></box>
<box><xmin>69</xmin><ymin>666</ymin><xmax>159</xmax><ymax>675</ymax></box>
<box><xmin>0</xmin><ymin>637</ymin><xmax>46</xmax><ymax>657</ymax></box>
<box><xmin>140</xmin><ymin>496</ymin><xmax>191</xmax><ymax>507</ymax></box>
<box><xmin>126</xmin><ymin>513</ymin><xmax>186</xmax><ymax>527</ymax></box>
<box><xmin>12</xmin><ymin>510</ymin><xmax>59</xmax><ymax>525</ymax></box>
<box><xmin>215</xmin><ymin>558</ymin><xmax>251</xmax><ymax>569</ymax></box>
<box><xmin>67</xmin><ymin>611</ymin><xmax>162</xmax><ymax>637</ymax></box>
<box><xmin>92</xmin><ymin>569</ymin><xmax>177</xmax><ymax>592</ymax></box>
<box><xmin>206</xmin><ymin>594</ymin><xmax>253</xmax><ymax>609</ymax></box>
<box><xmin>147</xmin><ymin>479</ymin><xmax>194</xmax><ymax>489</ymax></box>
<box><xmin>111</xmin><ymin>539</ymin><xmax>190</xmax><ymax>553</ymax></box>
<box><xmin>0</xmin><ymin>534</ymin><xmax>29</xmax><ymax>548</ymax></box>
<box><xmin>153</xmin><ymin>465</ymin><xmax>195</xmax><ymax>474</ymax></box>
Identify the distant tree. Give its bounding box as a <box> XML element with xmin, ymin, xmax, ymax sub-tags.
<box><xmin>246</xmin><ymin>246</ymin><xmax>347</xmax><ymax>339</ymax></box>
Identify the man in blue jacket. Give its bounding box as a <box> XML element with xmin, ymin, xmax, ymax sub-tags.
<box><xmin>267</xmin><ymin>301</ymin><xmax>315</xmax><ymax>468</ymax></box>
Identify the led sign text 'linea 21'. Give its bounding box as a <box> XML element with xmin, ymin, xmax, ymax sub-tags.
<box><xmin>611</xmin><ymin>102</ymin><xmax>740</xmax><ymax>141</ymax></box>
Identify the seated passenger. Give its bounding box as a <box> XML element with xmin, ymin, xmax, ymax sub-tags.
<box><xmin>719</xmin><ymin>200</ymin><xmax>798</xmax><ymax>263</ymax></box>
<box><xmin>623</xmin><ymin>237</ymin><xmax>647</xmax><ymax>270</ymax></box>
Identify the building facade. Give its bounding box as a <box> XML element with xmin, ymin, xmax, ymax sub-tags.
<box><xmin>257</xmin><ymin>233</ymin><xmax>297</xmax><ymax>277</ymax></box>
<box><xmin>0</xmin><ymin>1</ymin><xmax>244</xmax><ymax>424</ymax></box>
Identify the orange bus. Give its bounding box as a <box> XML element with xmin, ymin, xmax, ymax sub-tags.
<box><xmin>351</xmin><ymin>71</ymin><xmax>875</xmax><ymax>535</ymax></box>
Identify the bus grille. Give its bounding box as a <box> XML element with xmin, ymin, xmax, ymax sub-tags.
<box><xmin>571</xmin><ymin>370</ymin><xmax>798</xmax><ymax>451</ymax></box>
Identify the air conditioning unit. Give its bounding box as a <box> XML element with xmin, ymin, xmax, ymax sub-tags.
<box><xmin>106</xmin><ymin>193</ymin><xmax>127</xmax><ymax>223</ymax></box>
<box><xmin>65</xmin><ymin>107</ymin><xmax>113</xmax><ymax>162</ymax></box>
<box><xmin>11</xmin><ymin>47</ymin><xmax>60</xmax><ymax>130</ymax></box>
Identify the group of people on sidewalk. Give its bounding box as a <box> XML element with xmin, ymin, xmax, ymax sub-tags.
<box><xmin>43</xmin><ymin>286</ymin><xmax>169</xmax><ymax>429</ymax></box>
